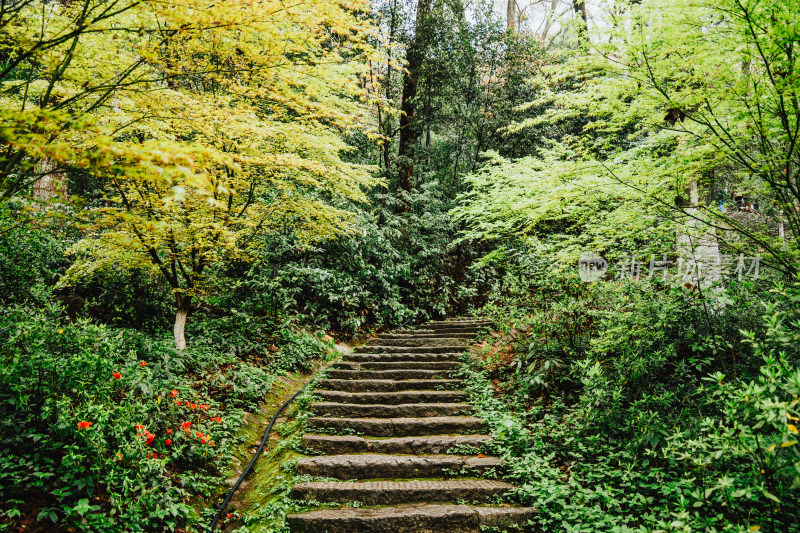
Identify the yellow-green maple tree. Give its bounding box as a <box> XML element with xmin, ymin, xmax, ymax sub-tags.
<box><xmin>54</xmin><ymin>0</ymin><xmax>383</xmax><ymax>348</ymax></box>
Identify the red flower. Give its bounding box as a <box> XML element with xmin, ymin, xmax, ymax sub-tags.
<box><xmin>196</xmin><ymin>431</ymin><xmax>203</xmax><ymax>438</ymax></box>
<box><xmin>112</xmin><ymin>372</ymin><xmax>121</xmax><ymax>380</ymax></box>
<box><xmin>145</xmin><ymin>431</ymin><xmax>155</xmax><ymax>445</ymax></box>
<box><xmin>170</xmin><ymin>390</ymin><xmax>178</xmax><ymax>397</ymax></box>
<box><xmin>200</xmin><ymin>404</ymin><xmax>208</xmax><ymax>410</ymax></box>
<box><xmin>77</xmin><ymin>420</ymin><xmax>92</xmax><ymax>429</ymax></box>
<box><xmin>174</xmin><ymin>400</ymin><xmax>182</xmax><ymax>406</ymax></box>
<box><xmin>190</xmin><ymin>403</ymin><xmax>197</xmax><ymax>409</ymax></box>
<box><xmin>164</xmin><ymin>439</ymin><xmax>172</xmax><ymax>445</ymax></box>
<box><xmin>209</xmin><ymin>441</ymin><xmax>214</xmax><ymax>447</ymax></box>
<box><xmin>140</xmin><ymin>361</ymin><xmax>147</xmax><ymax>367</ymax></box>
<box><xmin>226</xmin><ymin>513</ymin><xmax>233</xmax><ymax>518</ymax></box>
<box><xmin>200</xmin><ymin>438</ymin><xmax>206</xmax><ymax>444</ymax></box>
<box><xmin>166</xmin><ymin>429</ymin><xmax>172</xmax><ymax>434</ymax></box>
<box><xmin>147</xmin><ymin>452</ymin><xmax>158</xmax><ymax>459</ymax></box>
<box><xmin>181</xmin><ymin>422</ymin><xmax>191</xmax><ymax>430</ymax></box>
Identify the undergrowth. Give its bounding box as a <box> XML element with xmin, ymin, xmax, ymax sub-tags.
<box><xmin>463</xmin><ymin>268</ymin><xmax>800</xmax><ymax>533</ymax></box>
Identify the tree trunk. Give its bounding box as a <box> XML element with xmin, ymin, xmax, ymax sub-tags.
<box><xmin>33</xmin><ymin>158</ymin><xmax>68</xmax><ymax>201</ymax></box>
<box><xmin>173</xmin><ymin>294</ymin><xmax>191</xmax><ymax>350</ymax></box>
<box><xmin>506</xmin><ymin>0</ymin><xmax>517</xmax><ymax>31</ymax></box>
<box><xmin>397</xmin><ymin>0</ymin><xmax>433</xmax><ymax>192</ymax></box>
<box><xmin>541</xmin><ymin>0</ymin><xmax>559</xmax><ymax>44</ymax></box>
<box><xmin>573</xmin><ymin>0</ymin><xmax>588</xmax><ymax>43</ymax></box>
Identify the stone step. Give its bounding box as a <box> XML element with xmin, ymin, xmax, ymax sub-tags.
<box><xmin>315</xmin><ymin>390</ymin><xmax>467</xmax><ymax>405</ymax></box>
<box><xmin>291</xmin><ymin>479</ymin><xmax>513</xmax><ymax>506</ymax></box>
<box><xmin>306</xmin><ymin>416</ymin><xmax>485</xmax><ymax>437</ymax></box>
<box><xmin>332</xmin><ymin>361</ymin><xmax>461</xmax><ymax>371</ymax></box>
<box><xmin>317</xmin><ymin>379</ymin><xmax>462</xmax><ymax>393</ymax></box>
<box><xmin>345</xmin><ymin>353</ymin><xmax>462</xmax><ymax>363</ymax></box>
<box><xmin>302</xmin><ymin>434</ymin><xmax>492</xmax><ymax>455</ymax></box>
<box><xmin>379</xmin><ymin>333</ymin><xmax>476</xmax><ymax>340</ymax></box>
<box><xmin>296</xmin><ymin>454</ymin><xmax>502</xmax><ymax>479</ymax></box>
<box><xmin>312</xmin><ymin>402</ymin><xmax>472</xmax><ymax>418</ymax></box>
<box><xmin>418</xmin><ymin>322</ymin><xmax>490</xmax><ymax>328</ymax></box>
<box><xmin>326</xmin><ymin>369</ymin><xmax>454</xmax><ymax>380</ymax></box>
<box><xmin>428</xmin><ymin>320</ymin><xmax>493</xmax><ymax>326</ymax></box>
<box><xmin>286</xmin><ymin>504</ymin><xmax>537</xmax><ymax>533</ymax></box>
<box><xmin>365</xmin><ymin>338</ymin><xmax>471</xmax><ymax>347</ymax></box>
<box><xmin>410</xmin><ymin>327</ymin><xmax>483</xmax><ymax>334</ymax></box>
<box><xmin>354</xmin><ymin>345</ymin><xmax>467</xmax><ymax>354</ymax></box>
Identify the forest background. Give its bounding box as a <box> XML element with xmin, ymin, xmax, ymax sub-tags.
<box><xmin>1</xmin><ymin>0</ymin><xmax>799</xmax><ymax>531</ymax></box>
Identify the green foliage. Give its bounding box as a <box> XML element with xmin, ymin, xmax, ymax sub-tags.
<box><xmin>69</xmin><ymin>265</ymin><xmax>174</xmax><ymax>333</ymax></box>
<box><xmin>465</xmin><ymin>266</ymin><xmax>800</xmax><ymax>532</ymax></box>
<box><xmin>0</xmin><ymin>202</ymin><xmax>72</xmax><ymax>303</ymax></box>
<box><xmin>0</xmin><ymin>279</ymin><xmax>331</xmax><ymax>531</ymax></box>
<box><xmin>243</xmin><ymin>180</ymin><xmax>475</xmax><ymax>334</ymax></box>
<box><xmin>453</xmin><ymin>146</ymin><xmax>677</xmax><ymax>266</ymax></box>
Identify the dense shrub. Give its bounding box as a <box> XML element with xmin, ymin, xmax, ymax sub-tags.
<box><xmin>242</xmin><ymin>182</ymin><xmax>478</xmax><ymax>335</ymax></box>
<box><xmin>0</xmin><ymin>287</ymin><xmax>331</xmax><ymax>532</ymax></box>
<box><xmin>467</xmin><ymin>261</ymin><xmax>800</xmax><ymax>532</ymax></box>
<box><xmin>0</xmin><ymin>202</ymin><xmax>72</xmax><ymax>304</ymax></box>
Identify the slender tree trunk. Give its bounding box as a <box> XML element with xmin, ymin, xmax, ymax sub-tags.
<box><xmin>397</xmin><ymin>0</ymin><xmax>433</xmax><ymax>191</ymax></box>
<box><xmin>573</xmin><ymin>0</ymin><xmax>588</xmax><ymax>43</ymax></box>
<box><xmin>506</xmin><ymin>0</ymin><xmax>517</xmax><ymax>31</ymax></box>
<box><xmin>541</xmin><ymin>0</ymin><xmax>559</xmax><ymax>44</ymax></box>
<box><xmin>384</xmin><ymin>0</ymin><xmax>397</xmax><ymax>175</ymax></box>
<box><xmin>173</xmin><ymin>294</ymin><xmax>191</xmax><ymax>350</ymax></box>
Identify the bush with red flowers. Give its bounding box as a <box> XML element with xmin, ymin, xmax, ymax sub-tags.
<box><xmin>0</xmin><ymin>298</ymin><xmax>335</xmax><ymax>533</ymax></box>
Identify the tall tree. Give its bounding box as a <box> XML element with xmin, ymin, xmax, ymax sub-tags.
<box><xmin>507</xmin><ymin>0</ymin><xmax>518</xmax><ymax>31</ymax></box>
<box><xmin>573</xmin><ymin>0</ymin><xmax>588</xmax><ymax>42</ymax></box>
<box><xmin>0</xmin><ymin>0</ymin><xmax>214</xmax><ymax>202</ymax></box>
<box><xmin>397</xmin><ymin>0</ymin><xmax>433</xmax><ymax>191</ymax></box>
<box><xmin>60</xmin><ymin>0</ymin><xmax>381</xmax><ymax>348</ymax></box>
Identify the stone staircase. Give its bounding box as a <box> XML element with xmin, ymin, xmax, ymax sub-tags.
<box><xmin>286</xmin><ymin>318</ymin><xmax>536</xmax><ymax>533</ymax></box>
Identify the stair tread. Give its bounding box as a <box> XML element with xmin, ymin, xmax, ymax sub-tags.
<box><xmin>297</xmin><ymin>453</ymin><xmax>501</xmax><ymax>479</ymax></box>
<box><xmin>307</xmin><ymin>416</ymin><xmax>485</xmax><ymax>437</ymax></box>
<box><xmin>326</xmin><ymin>369</ymin><xmax>454</xmax><ymax>380</ymax></box>
<box><xmin>298</xmin><ymin>453</ymin><xmax>501</xmax><ymax>464</ymax></box>
<box><xmin>302</xmin><ymin>434</ymin><xmax>492</xmax><ymax>455</ymax></box>
<box><xmin>302</xmin><ymin>434</ymin><xmax>491</xmax><ymax>444</ymax></box>
<box><xmin>317</xmin><ymin>379</ymin><xmax>463</xmax><ymax>392</ymax></box>
<box><xmin>286</xmin><ymin>504</ymin><xmax>536</xmax><ymax>533</ymax></box>
<box><xmin>292</xmin><ymin>479</ymin><xmax>514</xmax><ymax>505</ymax></box>
<box><xmin>314</xmin><ymin>401</ymin><xmax>471</xmax><ymax>408</ymax></box>
<box><xmin>312</xmin><ymin>402</ymin><xmax>471</xmax><ymax>419</ymax></box>
<box><xmin>333</xmin><ymin>361</ymin><xmax>461</xmax><ymax>368</ymax></box>
<box><xmin>295</xmin><ymin>479</ymin><xmax>512</xmax><ymax>490</ymax></box>
<box><xmin>315</xmin><ymin>390</ymin><xmax>467</xmax><ymax>404</ymax></box>
<box><xmin>308</xmin><ymin>415</ymin><xmax>483</xmax><ymax>423</ymax></box>
<box><xmin>345</xmin><ymin>353</ymin><xmax>463</xmax><ymax>362</ymax></box>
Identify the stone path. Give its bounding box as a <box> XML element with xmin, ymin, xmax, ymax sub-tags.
<box><xmin>286</xmin><ymin>318</ymin><xmax>536</xmax><ymax>532</ymax></box>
